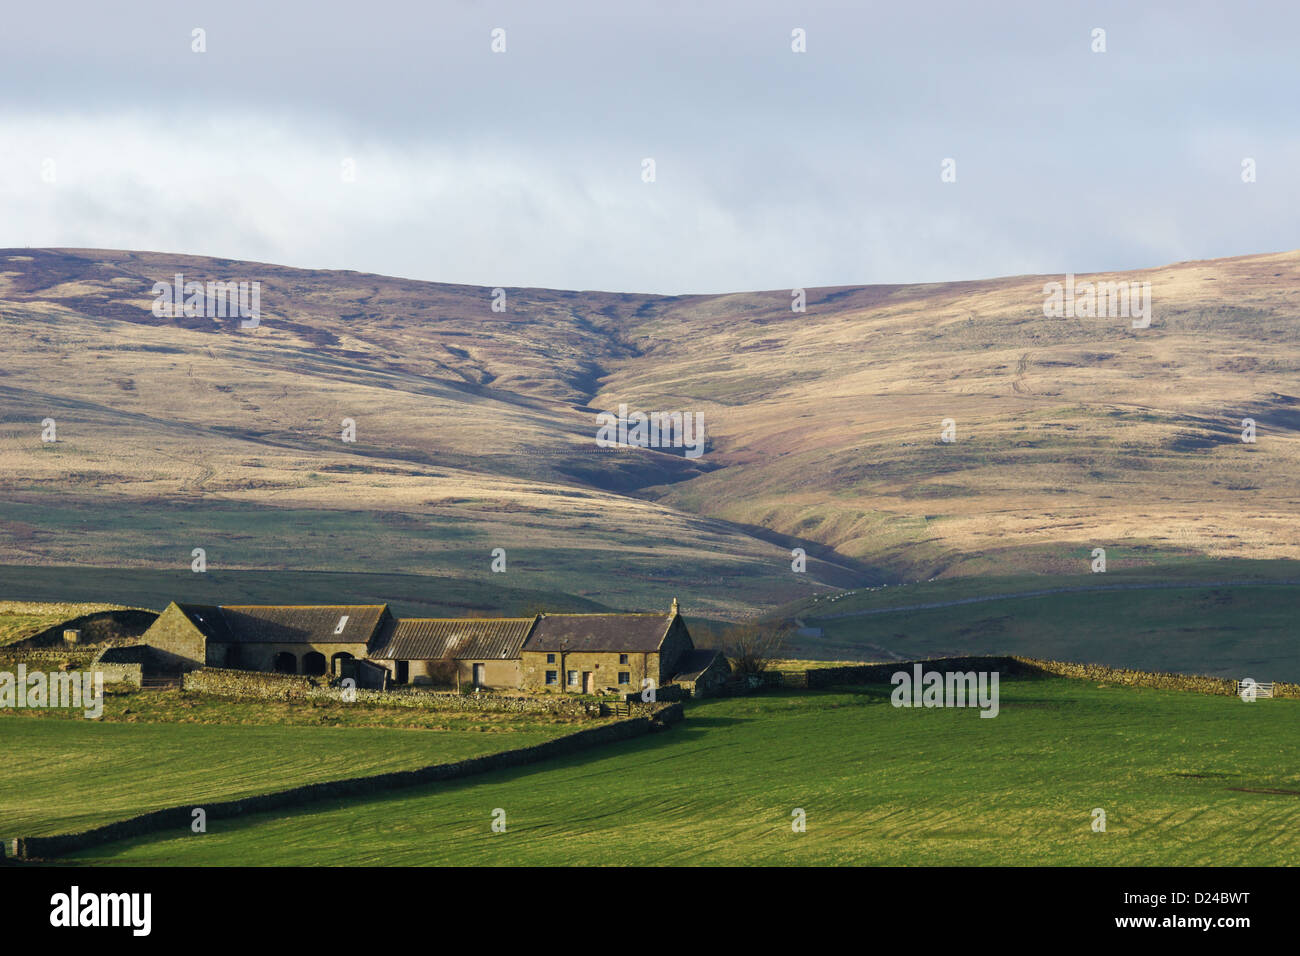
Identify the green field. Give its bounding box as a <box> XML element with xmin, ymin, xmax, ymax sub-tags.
<box><xmin>1</xmin><ymin>703</ymin><xmax>585</xmax><ymax>839</ymax></box>
<box><xmin>46</xmin><ymin>677</ymin><xmax>1300</xmax><ymax>866</ymax></box>
<box><xmin>778</xmin><ymin>560</ymin><xmax>1300</xmax><ymax>682</ymax></box>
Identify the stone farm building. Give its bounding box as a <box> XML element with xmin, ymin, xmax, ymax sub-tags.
<box><xmin>139</xmin><ymin>599</ymin><xmax>730</xmax><ymax>696</ymax></box>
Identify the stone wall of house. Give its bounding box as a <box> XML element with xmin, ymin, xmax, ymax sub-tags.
<box><xmin>680</xmin><ymin>653</ymin><xmax>732</xmax><ymax>698</ymax></box>
<box><xmin>374</xmin><ymin>657</ymin><xmax>521</xmax><ymax>690</ymax></box>
<box><xmin>452</xmin><ymin>658</ymin><xmax>521</xmax><ymax>690</ymax></box>
<box><xmin>658</xmin><ymin>617</ymin><xmax>695</xmax><ymax>684</ymax></box>
<box><xmin>216</xmin><ymin>641</ymin><xmax>366</xmax><ymax>675</ymax></box>
<box><xmin>519</xmin><ymin>651</ymin><xmax>549</xmax><ymax>690</ymax></box>
<box><xmin>141</xmin><ymin>604</ymin><xmax>207</xmax><ymax>669</ymax></box>
<box><xmin>521</xmin><ymin>650</ymin><xmax>655</xmax><ymax>693</ymax></box>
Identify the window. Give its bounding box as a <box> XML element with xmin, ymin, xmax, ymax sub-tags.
<box><xmin>545</xmin><ymin>670</ymin><xmax>558</xmax><ymax>685</ymax></box>
<box><xmin>546</xmin><ymin>653</ymin><xmax>556</xmax><ymax>663</ymax></box>
<box><xmin>619</xmin><ymin>653</ymin><xmax>628</xmax><ymax>664</ymax></box>
<box><xmin>618</xmin><ymin>671</ymin><xmax>630</xmax><ymax>684</ymax></box>
<box><xmin>567</xmin><ymin>670</ymin><xmax>579</xmax><ymax>685</ymax></box>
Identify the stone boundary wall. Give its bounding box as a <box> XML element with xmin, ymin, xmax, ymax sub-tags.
<box><xmin>620</xmin><ymin>683</ymin><xmax>684</xmax><ymax>704</ymax></box>
<box><xmin>182</xmin><ymin>667</ymin><xmax>597</xmax><ymax>715</ymax></box>
<box><xmin>0</xmin><ymin>648</ymin><xmax>100</xmax><ymax>668</ymax></box>
<box><xmin>791</xmin><ymin>656</ymin><xmax>1039</xmax><ymax>689</ymax></box>
<box><xmin>1011</xmin><ymin>656</ymin><xmax>1300</xmax><ymax>699</ymax></box>
<box><xmin>0</xmin><ymin>653</ymin><xmax>142</xmax><ymax>688</ymax></box>
<box><xmin>773</xmin><ymin>656</ymin><xmax>1300</xmax><ymax>699</ymax></box>
<box><xmin>91</xmin><ymin>663</ymin><xmax>144</xmax><ymax>688</ymax></box>
<box><xmin>708</xmin><ymin>672</ymin><xmax>784</xmax><ymax>695</ymax></box>
<box><xmin>10</xmin><ymin>702</ymin><xmax>684</xmax><ymax>860</ymax></box>
<box><xmin>183</xmin><ymin>667</ymin><xmax>317</xmax><ymax>700</ymax></box>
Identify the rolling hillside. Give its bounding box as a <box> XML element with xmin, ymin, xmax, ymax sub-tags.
<box><xmin>2</xmin><ymin>247</ymin><xmax>1299</xmax><ymax>620</ymax></box>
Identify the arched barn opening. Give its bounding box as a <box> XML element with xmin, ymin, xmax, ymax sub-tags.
<box><xmin>302</xmin><ymin>652</ymin><xmax>327</xmax><ymax>676</ymax></box>
<box><xmin>273</xmin><ymin>652</ymin><xmax>297</xmax><ymax>674</ymax></box>
<box><xmin>331</xmin><ymin>652</ymin><xmax>354</xmax><ymax>677</ymax></box>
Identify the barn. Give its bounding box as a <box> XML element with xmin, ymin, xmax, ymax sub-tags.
<box><xmin>142</xmin><ymin>602</ymin><xmax>392</xmax><ymax>676</ymax></box>
<box><xmin>366</xmin><ymin>616</ymin><xmax>535</xmax><ymax>689</ymax></box>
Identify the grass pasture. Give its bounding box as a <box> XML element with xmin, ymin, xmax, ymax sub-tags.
<box><xmin>780</xmin><ymin>561</ymin><xmax>1300</xmax><ymax>682</ymax></box>
<box><xmin>0</xmin><ymin>695</ymin><xmax>591</xmax><ymax>839</ymax></box>
<box><xmin>0</xmin><ymin>601</ymin><xmax>140</xmax><ymax>647</ymax></box>
<box><xmin>44</xmin><ymin>677</ymin><xmax>1300</xmax><ymax>866</ymax></box>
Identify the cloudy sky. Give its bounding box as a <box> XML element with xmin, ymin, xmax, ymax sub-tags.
<box><xmin>2</xmin><ymin>0</ymin><xmax>1296</xmax><ymax>293</ymax></box>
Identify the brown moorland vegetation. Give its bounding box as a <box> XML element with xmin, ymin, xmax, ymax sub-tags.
<box><xmin>2</xmin><ymin>247</ymin><xmax>1298</xmax><ymax>616</ymax></box>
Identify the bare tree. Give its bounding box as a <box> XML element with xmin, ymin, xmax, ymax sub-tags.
<box><xmin>726</xmin><ymin>623</ymin><xmax>791</xmax><ymax>676</ymax></box>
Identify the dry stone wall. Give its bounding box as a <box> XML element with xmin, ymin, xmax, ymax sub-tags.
<box><xmin>773</xmin><ymin>655</ymin><xmax>1299</xmax><ymax>698</ymax></box>
<box><xmin>11</xmin><ymin>703</ymin><xmax>684</xmax><ymax>860</ymax></box>
<box><xmin>183</xmin><ymin>667</ymin><xmax>597</xmax><ymax>715</ymax></box>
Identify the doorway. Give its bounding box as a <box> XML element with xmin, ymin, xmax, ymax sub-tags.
<box><xmin>582</xmin><ymin>671</ymin><xmax>594</xmax><ymax>693</ymax></box>
<box><xmin>473</xmin><ymin>663</ymin><xmax>485</xmax><ymax>688</ymax></box>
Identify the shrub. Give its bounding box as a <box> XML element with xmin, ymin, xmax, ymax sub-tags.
<box><xmin>725</xmin><ymin>623</ymin><xmax>792</xmax><ymax>676</ymax></box>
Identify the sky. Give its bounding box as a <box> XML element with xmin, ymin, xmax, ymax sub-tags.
<box><xmin>1</xmin><ymin>0</ymin><xmax>1297</xmax><ymax>294</ymax></box>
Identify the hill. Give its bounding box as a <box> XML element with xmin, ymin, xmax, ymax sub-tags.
<box><xmin>0</xmin><ymin>601</ymin><xmax>148</xmax><ymax>647</ymax></box>
<box><xmin>3</xmin><ymin>247</ymin><xmax>1299</xmax><ymax>620</ymax></box>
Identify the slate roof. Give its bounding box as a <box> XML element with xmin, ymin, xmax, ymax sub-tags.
<box><xmin>174</xmin><ymin>604</ymin><xmax>236</xmax><ymax>643</ymax></box>
<box><xmin>369</xmin><ymin>617</ymin><xmax>536</xmax><ymax>661</ymax></box>
<box><xmin>177</xmin><ymin>605</ymin><xmax>390</xmax><ymax>645</ymax></box>
<box><xmin>523</xmin><ymin>613</ymin><xmax>674</xmax><ymax>653</ymax></box>
<box><xmin>672</xmin><ymin>648</ymin><xmax>724</xmax><ymax>682</ymax></box>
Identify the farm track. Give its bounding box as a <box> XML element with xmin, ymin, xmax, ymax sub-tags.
<box><xmin>1012</xmin><ymin>351</ymin><xmax>1032</xmax><ymax>394</ymax></box>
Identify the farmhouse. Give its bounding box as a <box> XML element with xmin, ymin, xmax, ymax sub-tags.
<box><xmin>519</xmin><ymin>602</ymin><xmax>693</xmax><ymax>694</ymax></box>
<box><xmin>134</xmin><ymin>598</ymin><xmax>730</xmax><ymax>695</ymax></box>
